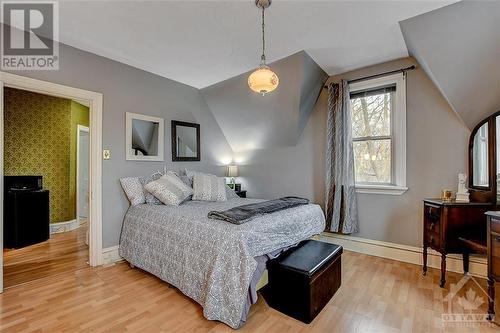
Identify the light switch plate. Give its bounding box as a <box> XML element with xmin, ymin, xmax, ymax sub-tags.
<box><xmin>103</xmin><ymin>149</ymin><xmax>111</xmax><ymax>160</ymax></box>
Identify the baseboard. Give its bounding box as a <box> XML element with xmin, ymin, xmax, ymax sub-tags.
<box><xmin>50</xmin><ymin>219</ymin><xmax>79</xmax><ymax>234</ymax></box>
<box><xmin>102</xmin><ymin>245</ymin><xmax>123</xmax><ymax>265</ymax></box>
<box><xmin>319</xmin><ymin>232</ymin><xmax>487</xmax><ymax>278</ymax></box>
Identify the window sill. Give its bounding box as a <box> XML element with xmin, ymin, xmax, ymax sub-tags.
<box><xmin>355</xmin><ymin>184</ymin><xmax>408</xmax><ymax>195</ymax></box>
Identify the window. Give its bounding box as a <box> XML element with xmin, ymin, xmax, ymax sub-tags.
<box><xmin>349</xmin><ymin>73</ymin><xmax>407</xmax><ymax>195</ymax></box>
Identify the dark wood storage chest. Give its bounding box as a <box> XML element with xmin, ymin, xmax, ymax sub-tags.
<box><xmin>264</xmin><ymin>240</ymin><xmax>342</xmax><ymax>323</ymax></box>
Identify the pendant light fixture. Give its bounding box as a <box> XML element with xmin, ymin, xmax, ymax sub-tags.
<box><xmin>248</xmin><ymin>0</ymin><xmax>279</xmax><ymax>95</ymax></box>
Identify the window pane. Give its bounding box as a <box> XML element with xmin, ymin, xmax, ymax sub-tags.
<box><xmin>473</xmin><ymin>122</ymin><xmax>488</xmax><ymax>187</ymax></box>
<box><xmin>353</xmin><ymin>139</ymin><xmax>391</xmax><ymax>183</ymax></box>
<box><xmin>351</xmin><ymin>92</ymin><xmax>392</xmax><ymax>138</ymax></box>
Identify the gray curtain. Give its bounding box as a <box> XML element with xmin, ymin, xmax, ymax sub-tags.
<box><xmin>325</xmin><ymin>80</ymin><xmax>359</xmax><ymax>234</ymax></box>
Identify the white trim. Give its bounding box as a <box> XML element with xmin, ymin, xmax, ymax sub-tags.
<box><xmin>356</xmin><ymin>184</ymin><xmax>408</xmax><ymax>195</ymax></box>
<box><xmin>102</xmin><ymin>246</ymin><xmax>123</xmax><ymax>265</ymax></box>
<box><xmin>76</xmin><ymin>125</ymin><xmax>90</xmax><ymax>222</ymax></box>
<box><xmin>350</xmin><ymin>73</ymin><xmax>407</xmax><ymax>195</ymax></box>
<box><xmin>319</xmin><ymin>232</ymin><xmax>487</xmax><ymax>278</ymax></box>
<box><xmin>125</xmin><ymin>112</ymin><xmax>164</xmax><ymax>161</ymax></box>
<box><xmin>0</xmin><ymin>72</ymin><xmax>103</xmax><ymax>273</ymax></box>
<box><xmin>50</xmin><ymin>219</ymin><xmax>80</xmax><ymax>234</ymax></box>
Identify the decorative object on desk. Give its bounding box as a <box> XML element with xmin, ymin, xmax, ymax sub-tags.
<box><xmin>225</xmin><ymin>164</ymin><xmax>238</xmax><ymax>189</ymax></box>
<box><xmin>456</xmin><ymin>173</ymin><xmax>470</xmax><ymax>203</ymax></box>
<box><xmin>126</xmin><ymin>112</ymin><xmax>164</xmax><ymax>161</ymax></box>
<box><xmin>171</xmin><ymin>120</ymin><xmax>200</xmax><ymax>162</ymax></box>
<box><xmin>441</xmin><ymin>189</ymin><xmax>453</xmax><ymax>202</ymax></box>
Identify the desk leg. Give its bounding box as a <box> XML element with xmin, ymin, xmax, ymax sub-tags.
<box><xmin>462</xmin><ymin>253</ymin><xmax>469</xmax><ymax>274</ymax></box>
<box><xmin>488</xmin><ymin>278</ymin><xmax>495</xmax><ymax>320</ymax></box>
<box><xmin>423</xmin><ymin>246</ymin><xmax>428</xmax><ymax>276</ymax></box>
<box><xmin>440</xmin><ymin>254</ymin><xmax>446</xmax><ymax>288</ymax></box>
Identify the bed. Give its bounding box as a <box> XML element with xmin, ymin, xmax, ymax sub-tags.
<box><xmin>119</xmin><ymin>197</ymin><xmax>325</xmax><ymax>328</ymax></box>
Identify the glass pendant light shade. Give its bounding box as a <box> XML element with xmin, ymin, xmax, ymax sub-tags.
<box><xmin>248</xmin><ymin>65</ymin><xmax>279</xmax><ymax>95</ymax></box>
<box><xmin>249</xmin><ymin>0</ymin><xmax>278</xmax><ymax>95</ymax></box>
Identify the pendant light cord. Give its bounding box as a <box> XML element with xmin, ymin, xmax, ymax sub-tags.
<box><xmin>261</xmin><ymin>6</ymin><xmax>266</xmax><ymax>65</ymax></box>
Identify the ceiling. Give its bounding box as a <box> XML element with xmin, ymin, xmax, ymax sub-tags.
<box><xmin>400</xmin><ymin>0</ymin><xmax>500</xmax><ymax>129</ymax></box>
<box><xmin>54</xmin><ymin>0</ymin><xmax>456</xmax><ymax>89</ymax></box>
<box><xmin>202</xmin><ymin>51</ymin><xmax>327</xmax><ymax>151</ymax></box>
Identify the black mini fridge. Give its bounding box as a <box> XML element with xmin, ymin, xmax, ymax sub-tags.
<box><xmin>4</xmin><ymin>176</ymin><xmax>50</xmax><ymax>248</ymax></box>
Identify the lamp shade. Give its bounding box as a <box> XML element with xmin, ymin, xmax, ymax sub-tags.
<box><xmin>248</xmin><ymin>65</ymin><xmax>279</xmax><ymax>95</ymax></box>
<box><xmin>226</xmin><ymin>165</ymin><xmax>239</xmax><ymax>177</ymax></box>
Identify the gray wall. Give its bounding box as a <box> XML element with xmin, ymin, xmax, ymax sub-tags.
<box><xmin>5</xmin><ymin>40</ymin><xmax>233</xmax><ymax>247</ymax></box>
<box><xmin>237</xmin><ymin>57</ymin><xmax>470</xmax><ymax>247</ymax></box>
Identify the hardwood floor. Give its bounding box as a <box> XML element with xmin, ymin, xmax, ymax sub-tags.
<box><xmin>0</xmin><ymin>250</ymin><xmax>498</xmax><ymax>332</ymax></box>
<box><xmin>3</xmin><ymin>223</ymin><xmax>88</xmax><ymax>288</ymax></box>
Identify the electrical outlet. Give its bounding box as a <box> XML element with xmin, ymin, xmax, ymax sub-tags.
<box><xmin>103</xmin><ymin>149</ymin><xmax>111</xmax><ymax>160</ymax></box>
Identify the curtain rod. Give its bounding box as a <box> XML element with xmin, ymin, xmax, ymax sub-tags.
<box><xmin>323</xmin><ymin>65</ymin><xmax>416</xmax><ymax>89</ymax></box>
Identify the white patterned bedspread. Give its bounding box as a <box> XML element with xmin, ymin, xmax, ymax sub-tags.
<box><xmin>119</xmin><ymin>198</ymin><xmax>325</xmax><ymax>328</ymax></box>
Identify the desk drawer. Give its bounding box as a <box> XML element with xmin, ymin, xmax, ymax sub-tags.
<box><xmin>424</xmin><ymin>204</ymin><xmax>441</xmax><ymax>221</ymax></box>
<box><xmin>490</xmin><ymin>218</ymin><xmax>500</xmax><ymax>234</ymax></box>
<box><xmin>424</xmin><ymin>204</ymin><xmax>441</xmax><ymax>249</ymax></box>
<box><xmin>491</xmin><ymin>232</ymin><xmax>500</xmax><ymax>278</ymax></box>
<box><xmin>428</xmin><ymin>231</ymin><xmax>441</xmax><ymax>249</ymax></box>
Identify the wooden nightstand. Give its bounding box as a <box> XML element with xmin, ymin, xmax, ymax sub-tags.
<box><xmin>235</xmin><ymin>190</ymin><xmax>246</xmax><ymax>198</ymax></box>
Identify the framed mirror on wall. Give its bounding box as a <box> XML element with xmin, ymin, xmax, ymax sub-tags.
<box><xmin>468</xmin><ymin>110</ymin><xmax>500</xmax><ymax>203</ymax></box>
<box><xmin>126</xmin><ymin>112</ymin><xmax>164</xmax><ymax>161</ymax></box>
<box><xmin>171</xmin><ymin>120</ymin><xmax>200</xmax><ymax>161</ymax></box>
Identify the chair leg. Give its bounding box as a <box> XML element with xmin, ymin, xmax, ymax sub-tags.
<box><xmin>462</xmin><ymin>253</ymin><xmax>469</xmax><ymax>274</ymax></box>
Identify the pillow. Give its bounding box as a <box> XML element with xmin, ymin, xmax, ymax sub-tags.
<box><xmin>141</xmin><ymin>174</ymin><xmax>163</xmax><ymax>205</ymax></box>
<box><xmin>176</xmin><ymin>169</ymin><xmax>193</xmax><ymax>188</ymax></box>
<box><xmin>185</xmin><ymin>169</ymin><xmax>196</xmax><ymax>184</ymax></box>
<box><xmin>144</xmin><ymin>171</ymin><xmax>193</xmax><ymax>205</ymax></box>
<box><xmin>120</xmin><ymin>177</ymin><xmax>146</xmax><ymax>206</ymax></box>
<box><xmin>225</xmin><ymin>185</ymin><xmax>240</xmax><ymax>199</ymax></box>
<box><xmin>192</xmin><ymin>173</ymin><xmax>227</xmax><ymax>201</ymax></box>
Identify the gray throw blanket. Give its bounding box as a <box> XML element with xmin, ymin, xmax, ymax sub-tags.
<box><xmin>208</xmin><ymin>196</ymin><xmax>309</xmax><ymax>225</ymax></box>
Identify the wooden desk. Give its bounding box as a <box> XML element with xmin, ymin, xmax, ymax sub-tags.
<box><xmin>423</xmin><ymin>199</ymin><xmax>491</xmax><ymax>287</ymax></box>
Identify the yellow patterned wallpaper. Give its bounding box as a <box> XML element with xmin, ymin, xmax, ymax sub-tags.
<box><xmin>4</xmin><ymin>88</ymin><xmax>89</xmax><ymax>223</ymax></box>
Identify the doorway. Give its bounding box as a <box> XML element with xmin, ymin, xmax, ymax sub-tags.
<box><xmin>0</xmin><ymin>72</ymin><xmax>103</xmax><ymax>292</ymax></box>
<box><xmin>77</xmin><ymin>125</ymin><xmax>90</xmax><ymax>246</ymax></box>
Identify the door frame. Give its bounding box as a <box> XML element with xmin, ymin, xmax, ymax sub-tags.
<box><xmin>0</xmin><ymin>72</ymin><xmax>103</xmax><ymax>292</ymax></box>
<box><xmin>76</xmin><ymin>124</ymin><xmax>90</xmax><ymax>225</ymax></box>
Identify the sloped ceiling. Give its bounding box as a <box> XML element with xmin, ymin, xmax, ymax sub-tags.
<box><xmin>201</xmin><ymin>51</ymin><xmax>327</xmax><ymax>152</ymax></box>
<box><xmin>400</xmin><ymin>1</ymin><xmax>500</xmax><ymax>129</ymax></box>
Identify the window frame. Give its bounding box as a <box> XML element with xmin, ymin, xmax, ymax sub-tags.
<box><xmin>349</xmin><ymin>73</ymin><xmax>407</xmax><ymax>195</ymax></box>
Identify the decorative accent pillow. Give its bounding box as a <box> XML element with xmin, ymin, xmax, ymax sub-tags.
<box><xmin>185</xmin><ymin>169</ymin><xmax>196</xmax><ymax>184</ymax></box>
<box><xmin>120</xmin><ymin>177</ymin><xmax>146</xmax><ymax>206</ymax></box>
<box><xmin>141</xmin><ymin>174</ymin><xmax>163</xmax><ymax>205</ymax></box>
<box><xmin>192</xmin><ymin>173</ymin><xmax>227</xmax><ymax>201</ymax></box>
<box><xmin>144</xmin><ymin>171</ymin><xmax>194</xmax><ymax>206</ymax></box>
<box><xmin>225</xmin><ymin>185</ymin><xmax>240</xmax><ymax>199</ymax></box>
<box><xmin>174</xmin><ymin>169</ymin><xmax>192</xmax><ymax>188</ymax></box>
